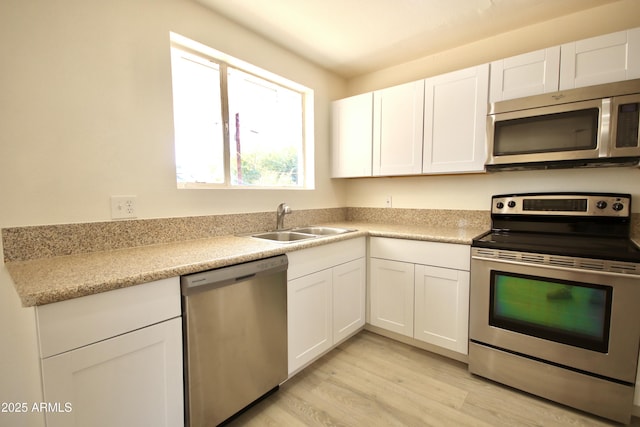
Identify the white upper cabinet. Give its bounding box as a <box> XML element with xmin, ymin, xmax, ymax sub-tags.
<box><xmin>490</xmin><ymin>28</ymin><xmax>640</xmax><ymax>102</ymax></box>
<box><xmin>423</xmin><ymin>64</ymin><xmax>489</xmax><ymax>174</ymax></box>
<box><xmin>332</xmin><ymin>27</ymin><xmax>640</xmax><ymax>177</ymax></box>
<box><xmin>490</xmin><ymin>47</ymin><xmax>560</xmax><ymax>103</ymax></box>
<box><xmin>331</xmin><ymin>93</ymin><xmax>373</xmax><ymax>177</ymax></box>
<box><xmin>560</xmin><ymin>27</ymin><xmax>640</xmax><ymax>90</ymax></box>
<box><xmin>373</xmin><ymin>80</ymin><xmax>425</xmax><ymax>176</ymax></box>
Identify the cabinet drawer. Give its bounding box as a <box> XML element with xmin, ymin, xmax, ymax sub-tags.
<box><xmin>287</xmin><ymin>237</ymin><xmax>366</xmax><ymax>280</ymax></box>
<box><xmin>370</xmin><ymin>237</ymin><xmax>470</xmax><ymax>271</ymax></box>
<box><xmin>36</xmin><ymin>277</ymin><xmax>180</xmax><ymax>358</ymax></box>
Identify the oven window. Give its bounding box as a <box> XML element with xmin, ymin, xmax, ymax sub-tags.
<box><xmin>489</xmin><ymin>271</ymin><xmax>612</xmax><ymax>353</ymax></box>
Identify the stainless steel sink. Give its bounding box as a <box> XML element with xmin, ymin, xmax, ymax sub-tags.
<box><xmin>251</xmin><ymin>231</ymin><xmax>317</xmax><ymax>243</ymax></box>
<box><xmin>251</xmin><ymin>226</ymin><xmax>355</xmax><ymax>243</ymax></box>
<box><xmin>291</xmin><ymin>226</ymin><xmax>354</xmax><ymax>236</ymax></box>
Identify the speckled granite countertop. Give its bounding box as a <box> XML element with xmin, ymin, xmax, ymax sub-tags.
<box><xmin>5</xmin><ymin>222</ymin><xmax>486</xmax><ymax>307</ymax></box>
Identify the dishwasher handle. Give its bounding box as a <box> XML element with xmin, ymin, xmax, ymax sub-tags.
<box><xmin>181</xmin><ymin>255</ymin><xmax>288</xmax><ymax>296</ymax></box>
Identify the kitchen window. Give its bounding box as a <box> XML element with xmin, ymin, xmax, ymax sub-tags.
<box><xmin>170</xmin><ymin>34</ymin><xmax>314</xmax><ymax>189</ymax></box>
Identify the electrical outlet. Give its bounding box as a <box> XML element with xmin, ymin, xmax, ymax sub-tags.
<box><xmin>110</xmin><ymin>196</ymin><xmax>137</xmax><ymax>219</ymax></box>
<box><xmin>385</xmin><ymin>195</ymin><xmax>392</xmax><ymax>208</ymax></box>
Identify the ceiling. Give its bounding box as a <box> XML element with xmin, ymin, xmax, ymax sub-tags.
<box><xmin>194</xmin><ymin>0</ymin><xmax>617</xmax><ymax>78</ymax></box>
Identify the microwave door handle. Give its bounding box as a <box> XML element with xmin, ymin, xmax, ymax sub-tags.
<box><xmin>599</xmin><ymin>98</ymin><xmax>611</xmax><ymax>157</ymax></box>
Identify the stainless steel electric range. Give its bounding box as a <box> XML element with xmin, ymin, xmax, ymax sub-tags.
<box><xmin>469</xmin><ymin>192</ymin><xmax>640</xmax><ymax>424</ymax></box>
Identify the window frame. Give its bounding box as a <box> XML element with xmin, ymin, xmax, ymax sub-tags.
<box><xmin>170</xmin><ymin>32</ymin><xmax>314</xmax><ymax>190</ymax></box>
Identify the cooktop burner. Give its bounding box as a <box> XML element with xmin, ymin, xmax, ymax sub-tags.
<box><xmin>473</xmin><ymin>192</ymin><xmax>640</xmax><ymax>263</ymax></box>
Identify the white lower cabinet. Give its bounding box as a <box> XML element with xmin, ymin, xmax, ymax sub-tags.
<box><xmin>414</xmin><ymin>264</ymin><xmax>469</xmax><ymax>354</ymax></box>
<box><xmin>369</xmin><ymin>258</ymin><xmax>414</xmax><ymax>337</ymax></box>
<box><xmin>369</xmin><ymin>237</ymin><xmax>471</xmax><ymax>356</ymax></box>
<box><xmin>333</xmin><ymin>258</ymin><xmax>367</xmax><ymax>343</ymax></box>
<box><xmin>288</xmin><ymin>269</ymin><xmax>333</xmax><ymax>372</ymax></box>
<box><xmin>36</xmin><ymin>278</ymin><xmax>183</xmax><ymax>427</ymax></box>
<box><xmin>287</xmin><ymin>237</ymin><xmax>366</xmax><ymax>374</ymax></box>
<box><xmin>41</xmin><ymin>318</ymin><xmax>183</xmax><ymax>427</ymax></box>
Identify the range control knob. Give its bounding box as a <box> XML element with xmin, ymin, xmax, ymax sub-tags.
<box><xmin>595</xmin><ymin>200</ymin><xmax>608</xmax><ymax>209</ymax></box>
<box><xmin>496</xmin><ymin>202</ymin><xmax>504</xmax><ymax>209</ymax></box>
<box><xmin>612</xmin><ymin>202</ymin><xmax>624</xmax><ymax>211</ymax></box>
<box><xmin>507</xmin><ymin>200</ymin><xmax>516</xmax><ymax>208</ymax></box>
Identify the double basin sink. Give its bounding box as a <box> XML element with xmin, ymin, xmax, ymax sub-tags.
<box><xmin>251</xmin><ymin>226</ymin><xmax>355</xmax><ymax>243</ymax></box>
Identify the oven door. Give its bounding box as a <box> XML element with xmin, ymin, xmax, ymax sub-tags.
<box><xmin>470</xmin><ymin>250</ymin><xmax>640</xmax><ymax>383</ymax></box>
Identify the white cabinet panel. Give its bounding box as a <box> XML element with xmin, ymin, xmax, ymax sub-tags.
<box><xmin>36</xmin><ymin>277</ymin><xmax>180</xmax><ymax>358</ymax></box>
<box><xmin>490</xmin><ymin>47</ymin><xmax>560</xmax><ymax>102</ymax></box>
<box><xmin>369</xmin><ymin>237</ymin><xmax>471</xmax><ymax>356</ymax></box>
<box><xmin>414</xmin><ymin>265</ymin><xmax>469</xmax><ymax>354</ymax></box>
<box><xmin>41</xmin><ymin>318</ymin><xmax>183</xmax><ymax>427</ymax></box>
<box><xmin>287</xmin><ymin>269</ymin><xmax>333</xmax><ymax>374</ymax></box>
<box><xmin>331</xmin><ymin>93</ymin><xmax>373</xmax><ymax>177</ymax></box>
<box><xmin>560</xmin><ymin>28</ymin><xmax>640</xmax><ymax>89</ymax></box>
<box><xmin>333</xmin><ymin>258</ymin><xmax>366</xmax><ymax>343</ymax></box>
<box><xmin>287</xmin><ymin>238</ymin><xmax>367</xmax><ymax>374</ymax></box>
<box><xmin>370</xmin><ymin>236</ymin><xmax>470</xmax><ymax>271</ymax></box>
<box><xmin>287</xmin><ymin>237</ymin><xmax>365</xmax><ymax>280</ymax></box>
<box><xmin>369</xmin><ymin>258</ymin><xmax>414</xmax><ymax>337</ymax></box>
<box><xmin>373</xmin><ymin>80</ymin><xmax>424</xmax><ymax>176</ymax></box>
<box><xmin>423</xmin><ymin>64</ymin><xmax>488</xmax><ymax>174</ymax></box>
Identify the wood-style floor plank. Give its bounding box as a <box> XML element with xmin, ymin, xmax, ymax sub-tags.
<box><xmin>227</xmin><ymin>331</ymin><xmax>640</xmax><ymax>426</ymax></box>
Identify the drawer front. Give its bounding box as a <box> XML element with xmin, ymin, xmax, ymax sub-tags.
<box><xmin>36</xmin><ymin>277</ymin><xmax>180</xmax><ymax>358</ymax></box>
<box><xmin>287</xmin><ymin>237</ymin><xmax>366</xmax><ymax>280</ymax></box>
<box><xmin>370</xmin><ymin>237</ymin><xmax>470</xmax><ymax>271</ymax></box>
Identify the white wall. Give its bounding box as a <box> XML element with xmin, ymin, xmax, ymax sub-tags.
<box><xmin>0</xmin><ymin>0</ymin><xmax>347</xmax><ymax>228</ymax></box>
<box><xmin>0</xmin><ymin>1</ymin><xmax>346</xmax><ymax>425</ymax></box>
<box><xmin>344</xmin><ymin>0</ymin><xmax>640</xmax><ymax>212</ymax></box>
<box><xmin>346</xmin><ymin>168</ymin><xmax>640</xmax><ymax>211</ymax></box>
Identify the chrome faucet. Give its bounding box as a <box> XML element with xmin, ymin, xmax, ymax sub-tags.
<box><xmin>276</xmin><ymin>203</ymin><xmax>291</xmax><ymax>230</ymax></box>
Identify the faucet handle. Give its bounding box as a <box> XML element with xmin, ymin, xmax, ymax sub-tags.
<box><xmin>277</xmin><ymin>202</ymin><xmax>291</xmax><ymax>214</ymax></box>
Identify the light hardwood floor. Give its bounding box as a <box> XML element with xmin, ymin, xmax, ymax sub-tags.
<box><xmin>227</xmin><ymin>331</ymin><xmax>640</xmax><ymax>426</ymax></box>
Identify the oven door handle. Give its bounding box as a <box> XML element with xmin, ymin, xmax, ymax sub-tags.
<box><xmin>471</xmin><ymin>248</ymin><xmax>640</xmax><ymax>277</ymax></box>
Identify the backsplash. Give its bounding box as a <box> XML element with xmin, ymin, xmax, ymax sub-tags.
<box><xmin>347</xmin><ymin>207</ymin><xmax>490</xmax><ymax>229</ymax></box>
<box><xmin>3</xmin><ymin>209</ymin><xmax>637</xmax><ymax>263</ymax></box>
<box><xmin>2</xmin><ymin>208</ymin><xmax>347</xmax><ymax>262</ymax></box>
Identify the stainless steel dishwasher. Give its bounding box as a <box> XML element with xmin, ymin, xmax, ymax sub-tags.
<box><xmin>181</xmin><ymin>255</ymin><xmax>288</xmax><ymax>426</ymax></box>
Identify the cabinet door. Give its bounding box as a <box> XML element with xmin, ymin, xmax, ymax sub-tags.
<box><xmin>369</xmin><ymin>258</ymin><xmax>414</xmax><ymax>337</ymax></box>
<box><xmin>414</xmin><ymin>264</ymin><xmax>470</xmax><ymax>354</ymax></box>
<box><xmin>331</xmin><ymin>93</ymin><xmax>373</xmax><ymax>177</ymax></box>
<box><xmin>560</xmin><ymin>28</ymin><xmax>640</xmax><ymax>89</ymax></box>
<box><xmin>489</xmin><ymin>47</ymin><xmax>560</xmax><ymax>102</ymax></box>
<box><xmin>423</xmin><ymin>64</ymin><xmax>488</xmax><ymax>174</ymax></box>
<box><xmin>373</xmin><ymin>80</ymin><xmax>424</xmax><ymax>176</ymax></box>
<box><xmin>41</xmin><ymin>318</ymin><xmax>183</xmax><ymax>427</ymax></box>
<box><xmin>288</xmin><ymin>269</ymin><xmax>333</xmax><ymax>374</ymax></box>
<box><xmin>333</xmin><ymin>257</ymin><xmax>366</xmax><ymax>343</ymax></box>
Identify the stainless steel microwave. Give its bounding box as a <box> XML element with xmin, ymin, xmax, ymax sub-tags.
<box><xmin>486</xmin><ymin>79</ymin><xmax>640</xmax><ymax>170</ymax></box>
